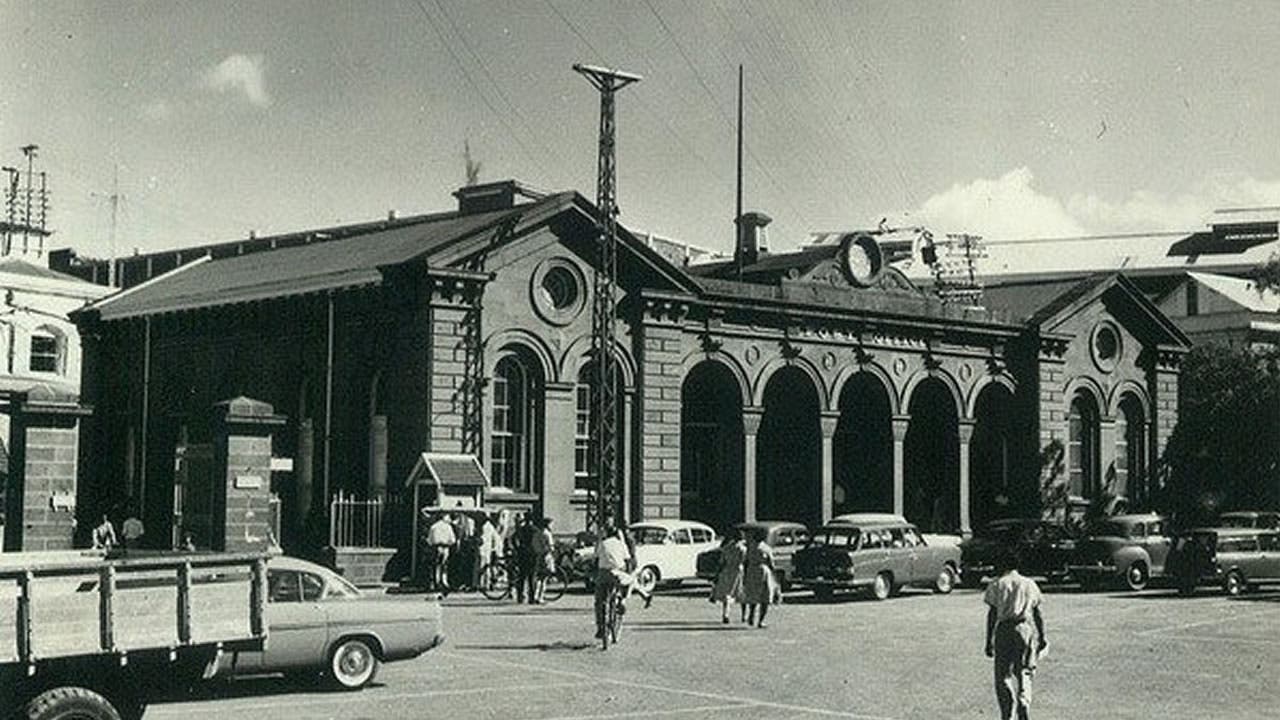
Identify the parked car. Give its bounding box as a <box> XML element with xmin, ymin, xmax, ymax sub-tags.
<box><xmin>832</xmin><ymin>512</ymin><xmax>963</xmax><ymax>551</ymax></box>
<box><xmin>1168</xmin><ymin>527</ymin><xmax>1280</xmax><ymax>596</ymax></box>
<box><xmin>630</xmin><ymin>519</ymin><xmax>719</xmax><ymax>593</ymax></box>
<box><xmin>959</xmin><ymin>518</ymin><xmax>1077</xmax><ymax>587</ymax></box>
<box><xmin>1068</xmin><ymin>513</ymin><xmax>1173</xmax><ymax>591</ymax></box>
<box><xmin>1217</xmin><ymin>511</ymin><xmax>1280</xmax><ymax>530</ymax></box>
<box><xmin>792</xmin><ymin>519</ymin><xmax>960</xmax><ymax>601</ymax></box>
<box><xmin>216</xmin><ymin>556</ymin><xmax>444</xmax><ymax>689</ymax></box>
<box><xmin>696</xmin><ymin>521</ymin><xmax>810</xmax><ymax>589</ymax></box>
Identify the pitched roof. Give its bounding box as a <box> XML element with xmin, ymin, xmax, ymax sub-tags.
<box><xmin>1186</xmin><ymin>271</ymin><xmax>1280</xmax><ymax>313</ymax></box>
<box><xmin>82</xmin><ymin>196</ymin><xmax>572</xmax><ymax>321</ymax></box>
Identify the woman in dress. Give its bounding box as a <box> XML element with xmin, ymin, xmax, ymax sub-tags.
<box><xmin>710</xmin><ymin>528</ymin><xmax>746</xmax><ymax>624</ymax></box>
<box><xmin>741</xmin><ymin>527</ymin><xmax>777</xmax><ymax>628</ymax></box>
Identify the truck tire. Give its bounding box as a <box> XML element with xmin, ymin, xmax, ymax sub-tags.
<box><xmin>24</xmin><ymin>686</ymin><xmax>122</xmax><ymax>720</ymax></box>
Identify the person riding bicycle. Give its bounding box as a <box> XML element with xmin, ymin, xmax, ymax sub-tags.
<box><xmin>593</xmin><ymin>522</ymin><xmax>651</xmax><ymax>639</ymax></box>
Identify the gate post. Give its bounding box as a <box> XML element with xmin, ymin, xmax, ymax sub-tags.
<box><xmin>3</xmin><ymin>387</ymin><xmax>92</xmax><ymax>551</ymax></box>
<box><xmin>213</xmin><ymin>397</ymin><xmax>286</xmax><ymax>553</ymax></box>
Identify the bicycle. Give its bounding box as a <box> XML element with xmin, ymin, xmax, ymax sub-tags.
<box><xmin>478</xmin><ymin>556</ymin><xmax>567</xmax><ymax>603</ymax></box>
<box><xmin>601</xmin><ymin>581</ymin><xmax>625</xmax><ymax>649</ymax></box>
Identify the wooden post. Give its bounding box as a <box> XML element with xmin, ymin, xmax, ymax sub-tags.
<box><xmin>99</xmin><ymin>565</ymin><xmax>117</xmax><ymax>652</ymax></box>
<box><xmin>17</xmin><ymin>571</ymin><xmax>33</xmax><ymax>665</ymax></box>
<box><xmin>177</xmin><ymin>562</ymin><xmax>193</xmax><ymax>644</ymax></box>
<box><xmin>250</xmin><ymin>558</ymin><xmax>267</xmax><ymax>638</ymax></box>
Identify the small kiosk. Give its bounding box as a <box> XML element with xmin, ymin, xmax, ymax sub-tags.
<box><xmin>405</xmin><ymin>452</ymin><xmax>490</xmax><ymax>578</ymax></box>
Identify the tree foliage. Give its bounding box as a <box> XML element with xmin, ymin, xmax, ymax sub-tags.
<box><xmin>1250</xmin><ymin>253</ymin><xmax>1280</xmax><ymax>295</ymax></box>
<box><xmin>1161</xmin><ymin>343</ymin><xmax>1280</xmax><ymax>523</ymax></box>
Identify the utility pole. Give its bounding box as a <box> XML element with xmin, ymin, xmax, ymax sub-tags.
<box><xmin>92</xmin><ymin>165</ymin><xmax>124</xmax><ymax>287</ymax></box>
<box><xmin>573</xmin><ymin>63</ymin><xmax>641</xmax><ymax>535</ymax></box>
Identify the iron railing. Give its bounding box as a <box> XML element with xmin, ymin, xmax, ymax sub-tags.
<box><xmin>328</xmin><ymin>491</ymin><xmax>385</xmax><ymax>548</ymax></box>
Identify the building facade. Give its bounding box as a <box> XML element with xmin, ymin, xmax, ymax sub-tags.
<box><xmin>70</xmin><ymin>181</ymin><xmax>1189</xmax><ymax>554</ymax></box>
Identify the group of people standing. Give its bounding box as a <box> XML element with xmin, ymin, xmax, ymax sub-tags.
<box><xmin>422</xmin><ymin>507</ymin><xmax>557</xmax><ymax>602</ymax></box>
<box><xmin>709</xmin><ymin>527</ymin><xmax>779</xmax><ymax>628</ymax></box>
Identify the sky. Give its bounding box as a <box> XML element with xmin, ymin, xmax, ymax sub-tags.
<box><xmin>3</xmin><ymin>1</ymin><xmax>1280</xmax><ymax>262</ymax></box>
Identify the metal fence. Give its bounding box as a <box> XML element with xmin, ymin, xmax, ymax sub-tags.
<box><xmin>328</xmin><ymin>491</ymin><xmax>386</xmax><ymax>548</ymax></box>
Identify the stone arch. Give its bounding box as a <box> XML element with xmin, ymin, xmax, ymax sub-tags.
<box><xmin>1063</xmin><ymin>375</ymin><xmax>1107</xmax><ymax>418</ymax></box>
<box><xmin>485</xmin><ymin>328</ymin><xmax>558</xmax><ymax>384</ymax></box>
<box><xmin>830</xmin><ymin>361</ymin><xmax>899</xmax><ymax>415</ymax></box>
<box><xmin>680</xmin><ymin>359</ymin><xmax>746</xmax><ymax>531</ymax></box>
<box><xmin>680</xmin><ymin>349</ymin><xmax>752</xmax><ymax>409</ymax></box>
<box><xmin>559</xmin><ymin>334</ymin><xmax>638</xmax><ymax>391</ymax></box>
<box><xmin>751</xmin><ymin>354</ymin><xmax>829</xmax><ymax>410</ymax></box>
<box><xmin>965</xmin><ymin>372</ymin><xmax>1017</xmax><ymax>420</ymax></box>
<box><xmin>901</xmin><ymin>366</ymin><xmax>964</xmax><ymax>421</ymax></box>
<box><xmin>833</xmin><ymin>370</ymin><xmax>895</xmax><ymax>515</ymax></box>
<box><xmin>756</xmin><ymin>365</ymin><xmax>823</xmax><ymax>527</ymax></box>
<box><xmin>970</xmin><ymin>380</ymin><xmax>1020</xmax><ymax>529</ymax></box>
<box><xmin>1107</xmin><ymin>380</ymin><xmax>1150</xmax><ymax>420</ymax></box>
<box><xmin>904</xmin><ymin>376</ymin><xmax>961</xmax><ymax>533</ymax></box>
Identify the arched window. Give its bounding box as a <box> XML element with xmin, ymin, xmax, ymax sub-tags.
<box><xmin>1068</xmin><ymin>392</ymin><xmax>1100</xmax><ymax>499</ymax></box>
<box><xmin>29</xmin><ymin>325</ymin><xmax>65</xmax><ymax>375</ymax></box>
<box><xmin>575</xmin><ymin>362</ymin><xmax>625</xmax><ymax>493</ymax></box>
<box><xmin>491</xmin><ymin>354</ymin><xmax>539</xmax><ymax>493</ymax></box>
<box><xmin>1116</xmin><ymin>395</ymin><xmax>1147</xmax><ymax>506</ymax></box>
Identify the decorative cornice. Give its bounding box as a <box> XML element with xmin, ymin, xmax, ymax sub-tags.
<box><xmin>642</xmin><ymin>297</ymin><xmax>689</xmax><ymax>324</ymax></box>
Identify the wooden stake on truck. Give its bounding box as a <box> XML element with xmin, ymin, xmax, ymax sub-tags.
<box><xmin>1</xmin><ymin>550</ymin><xmax>269</xmax><ymax>720</ymax></box>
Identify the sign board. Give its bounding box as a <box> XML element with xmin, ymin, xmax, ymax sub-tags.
<box><xmin>49</xmin><ymin>492</ymin><xmax>76</xmax><ymax>512</ymax></box>
<box><xmin>269</xmin><ymin>457</ymin><xmax>294</xmax><ymax>472</ymax></box>
<box><xmin>234</xmin><ymin>474</ymin><xmax>264</xmax><ymax>489</ymax></box>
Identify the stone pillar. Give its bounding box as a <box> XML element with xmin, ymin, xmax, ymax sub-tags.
<box><xmin>958</xmin><ymin>419</ymin><xmax>975</xmax><ymax>537</ymax></box>
<box><xmin>742</xmin><ymin>408</ymin><xmax>762</xmax><ymax>522</ymax></box>
<box><xmin>891</xmin><ymin>415</ymin><xmax>910</xmax><ymax>516</ymax></box>
<box><xmin>2</xmin><ymin>389</ymin><xmax>92</xmax><ymax>552</ymax></box>
<box><xmin>295</xmin><ymin>419</ymin><xmax>315</xmax><ymax>528</ymax></box>
<box><xmin>622</xmin><ymin>389</ymin><xmax>634</xmax><ymax>526</ymax></box>
<box><xmin>638</xmin><ymin>309</ymin><xmax>686</xmax><ymax>521</ymax></box>
<box><xmin>213</xmin><ymin>397</ymin><xmax>286</xmax><ymax>553</ymax></box>
<box><xmin>820</xmin><ymin>411</ymin><xmax>839</xmax><ymax>524</ymax></box>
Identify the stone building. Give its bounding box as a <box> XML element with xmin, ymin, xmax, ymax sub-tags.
<box><xmin>69</xmin><ymin>181</ymin><xmax>1190</xmax><ymax>554</ymax></box>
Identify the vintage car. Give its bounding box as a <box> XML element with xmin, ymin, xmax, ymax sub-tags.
<box><xmin>216</xmin><ymin>556</ymin><xmax>444</xmax><ymax>688</ymax></box>
<box><xmin>695</xmin><ymin>521</ymin><xmax>810</xmax><ymax>589</ymax></box>
<box><xmin>630</xmin><ymin>519</ymin><xmax>718</xmax><ymax>593</ymax></box>
<box><xmin>833</xmin><ymin>512</ymin><xmax>963</xmax><ymax>550</ymax></box>
<box><xmin>792</xmin><ymin>519</ymin><xmax>960</xmax><ymax>601</ymax></box>
<box><xmin>1168</xmin><ymin>527</ymin><xmax>1280</xmax><ymax>596</ymax></box>
<box><xmin>1217</xmin><ymin>511</ymin><xmax>1280</xmax><ymax>530</ymax></box>
<box><xmin>959</xmin><ymin>518</ymin><xmax>1077</xmax><ymax>587</ymax></box>
<box><xmin>1068</xmin><ymin>513</ymin><xmax>1173</xmax><ymax>591</ymax></box>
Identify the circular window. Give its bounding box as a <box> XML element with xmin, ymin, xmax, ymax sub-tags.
<box><xmin>531</xmin><ymin>258</ymin><xmax>586</xmax><ymax>326</ymax></box>
<box><xmin>1090</xmin><ymin>322</ymin><xmax>1122</xmax><ymax>372</ymax></box>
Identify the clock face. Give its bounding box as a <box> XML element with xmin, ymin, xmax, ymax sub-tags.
<box><xmin>840</xmin><ymin>234</ymin><xmax>883</xmax><ymax>286</ymax></box>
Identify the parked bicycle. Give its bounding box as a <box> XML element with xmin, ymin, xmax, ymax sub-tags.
<box><xmin>478</xmin><ymin>555</ymin><xmax>567</xmax><ymax>602</ymax></box>
<box><xmin>600</xmin><ymin>581</ymin><xmax>625</xmax><ymax>649</ymax></box>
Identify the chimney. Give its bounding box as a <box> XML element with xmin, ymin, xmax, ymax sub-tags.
<box><xmin>453</xmin><ymin>179</ymin><xmax>520</xmax><ymax>215</ymax></box>
<box><xmin>735</xmin><ymin>211</ymin><xmax>771</xmax><ymax>269</ymax></box>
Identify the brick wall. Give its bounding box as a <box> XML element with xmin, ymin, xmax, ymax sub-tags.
<box><xmin>18</xmin><ymin>422</ymin><xmax>80</xmax><ymax>550</ymax></box>
<box><xmin>638</xmin><ymin>319</ymin><xmax>685</xmax><ymax>520</ymax></box>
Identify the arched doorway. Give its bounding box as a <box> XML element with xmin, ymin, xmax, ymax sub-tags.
<box><xmin>680</xmin><ymin>361</ymin><xmax>744</xmax><ymax>532</ymax></box>
<box><xmin>904</xmin><ymin>378</ymin><xmax>959</xmax><ymax>532</ymax></box>
<box><xmin>971</xmin><ymin>383</ymin><xmax>1016</xmax><ymax>529</ymax></box>
<box><xmin>833</xmin><ymin>372</ymin><xmax>893</xmax><ymax>515</ymax></box>
<box><xmin>1068</xmin><ymin>391</ymin><xmax>1101</xmax><ymax>502</ymax></box>
<box><xmin>1115</xmin><ymin>393</ymin><xmax>1147</xmax><ymax>508</ymax></box>
<box><xmin>757</xmin><ymin>366</ymin><xmax>821</xmax><ymax>527</ymax></box>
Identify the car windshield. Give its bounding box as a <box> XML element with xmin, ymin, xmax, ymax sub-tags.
<box><xmin>809</xmin><ymin>528</ymin><xmax>860</xmax><ymax>548</ymax></box>
<box><xmin>632</xmin><ymin>527</ymin><xmax>668</xmax><ymax>545</ymax></box>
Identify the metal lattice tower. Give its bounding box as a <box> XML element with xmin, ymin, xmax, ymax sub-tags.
<box><xmin>574</xmin><ymin>63</ymin><xmax>641</xmax><ymax>535</ymax></box>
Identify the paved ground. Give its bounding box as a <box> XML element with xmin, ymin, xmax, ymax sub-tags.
<box><xmin>146</xmin><ymin>581</ymin><xmax>1280</xmax><ymax>719</ymax></box>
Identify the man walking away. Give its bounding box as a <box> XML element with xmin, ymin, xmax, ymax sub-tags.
<box><xmin>426</xmin><ymin>513</ymin><xmax>457</xmax><ymax>592</ymax></box>
<box><xmin>983</xmin><ymin>549</ymin><xmax>1048</xmax><ymax>720</ymax></box>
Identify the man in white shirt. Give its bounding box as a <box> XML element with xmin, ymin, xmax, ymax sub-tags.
<box><xmin>426</xmin><ymin>513</ymin><xmax>458</xmax><ymax>591</ymax></box>
<box><xmin>593</xmin><ymin>523</ymin><xmax>649</xmax><ymax>638</ymax></box>
<box><xmin>983</xmin><ymin>550</ymin><xmax>1048</xmax><ymax>720</ymax></box>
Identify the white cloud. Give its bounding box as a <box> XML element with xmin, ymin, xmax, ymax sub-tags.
<box><xmin>201</xmin><ymin>54</ymin><xmax>271</xmax><ymax>107</ymax></box>
<box><xmin>900</xmin><ymin>168</ymin><xmax>1280</xmax><ymax>241</ymax></box>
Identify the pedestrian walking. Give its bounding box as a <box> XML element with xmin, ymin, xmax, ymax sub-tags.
<box><xmin>983</xmin><ymin>549</ymin><xmax>1048</xmax><ymax>720</ymax></box>
<box><xmin>512</xmin><ymin>514</ymin><xmax>536</xmax><ymax>603</ymax></box>
<box><xmin>426</xmin><ymin>513</ymin><xmax>457</xmax><ymax>591</ymax></box>
<box><xmin>741</xmin><ymin>527</ymin><xmax>776</xmax><ymax>628</ymax></box>
<box><xmin>710</xmin><ymin>528</ymin><xmax>746</xmax><ymax>624</ymax></box>
<box><xmin>474</xmin><ymin>513</ymin><xmax>501</xmax><ymax>589</ymax></box>
<box><xmin>530</xmin><ymin>517</ymin><xmax>556</xmax><ymax>604</ymax></box>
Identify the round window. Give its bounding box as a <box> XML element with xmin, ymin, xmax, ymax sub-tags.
<box><xmin>1090</xmin><ymin>322</ymin><xmax>1122</xmax><ymax>372</ymax></box>
<box><xmin>530</xmin><ymin>258</ymin><xmax>586</xmax><ymax>326</ymax></box>
<box><xmin>540</xmin><ymin>266</ymin><xmax>578</xmax><ymax>311</ymax></box>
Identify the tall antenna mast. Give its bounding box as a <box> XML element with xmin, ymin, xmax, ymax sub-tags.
<box><xmin>573</xmin><ymin>62</ymin><xmax>641</xmax><ymax>535</ymax></box>
<box><xmin>108</xmin><ymin>166</ymin><xmax>120</xmax><ymax>287</ymax></box>
<box><xmin>734</xmin><ymin>64</ymin><xmax>744</xmax><ymax>279</ymax></box>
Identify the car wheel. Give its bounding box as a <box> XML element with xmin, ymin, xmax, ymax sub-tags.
<box><xmin>328</xmin><ymin>637</ymin><xmax>380</xmax><ymax>690</ymax></box>
<box><xmin>24</xmin><ymin>686</ymin><xmax>121</xmax><ymax>720</ymax></box>
<box><xmin>1125</xmin><ymin>562</ymin><xmax>1149</xmax><ymax>592</ymax></box>
<box><xmin>1224</xmin><ymin>570</ymin><xmax>1247</xmax><ymax>597</ymax></box>
<box><xmin>933</xmin><ymin>566</ymin><xmax>955</xmax><ymax>594</ymax></box>
<box><xmin>635</xmin><ymin>566</ymin><xmax>659</xmax><ymax>595</ymax></box>
<box><xmin>870</xmin><ymin>572</ymin><xmax>892</xmax><ymax>601</ymax></box>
